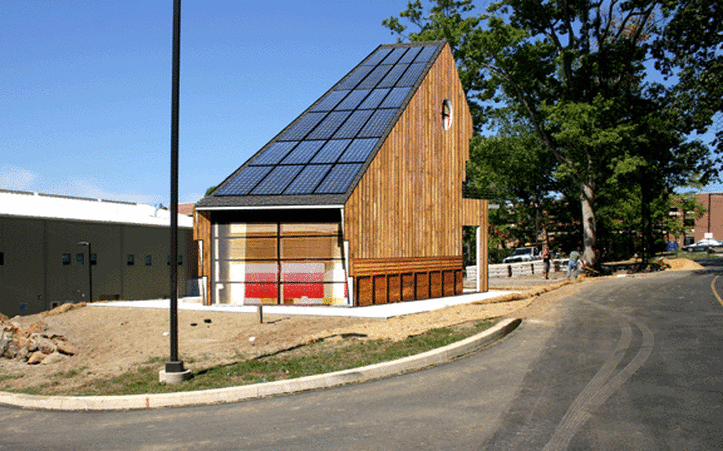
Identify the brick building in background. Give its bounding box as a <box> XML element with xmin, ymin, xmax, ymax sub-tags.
<box><xmin>670</xmin><ymin>192</ymin><xmax>723</xmax><ymax>247</ymax></box>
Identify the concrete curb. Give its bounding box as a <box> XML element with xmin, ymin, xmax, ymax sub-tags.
<box><xmin>0</xmin><ymin>318</ymin><xmax>521</xmax><ymax>411</ymax></box>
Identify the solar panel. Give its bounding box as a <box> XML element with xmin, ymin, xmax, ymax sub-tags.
<box><xmin>216</xmin><ymin>166</ymin><xmax>273</xmax><ymax>196</ymax></box>
<box><xmin>314</xmin><ymin>163</ymin><xmax>364</xmax><ymax>194</ymax></box>
<box><xmin>377</xmin><ymin>64</ymin><xmax>409</xmax><ymax>88</ymax></box>
<box><xmin>396</xmin><ymin>63</ymin><xmax>427</xmax><ymax>87</ymax></box>
<box><xmin>363</xmin><ymin>48</ymin><xmax>392</xmax><ymax>66</ymax></box>
<box><xmin>278</xmin><ymin>112</ymin><xmax>327</xmax><ymax>141</ymax></box>
<box><xmin>358</xmin><ymin>109</ymin><xmax>397</xmax><ymax>138</ymax></box>
<box><xmin>332</xmin><ymin>109</ymin><xmax>374</xmax><ymax>139</ymax></box>
<box><xmin>250</xmin><ymin>141</ymin><xmax>299</xmax><ymax>165</ymax></box>
<box><xmin>415</xmin><ymin>46</ymin><xmax>439</xmax><ymax>62</ymax></box>
<box><xmin>339</xmin><ymin>138</ymin><xmax>378</xmax><ymax>162</ymax></box>
<box><xmin>280</xmin><ymin>140</ymin><xmax>326</xmax><ymax>164</ymax></box>
<box><xmin>380</xmin><ymin>47</ymin><xmax>407</xmax><ymax>65</ymax></box>
<box><xmin>311</xmin><ymin>139</ymin><xmax>352</xmax><ymax>163</ymax></box>
<box><xmin>358</xmin><ymin>88</ymin><xmax>390</xmax><ymax>109</ymax></box>
<box><xmin>214</xmin><ymin>43</ymin><xmax>445</xmax><ymax>200</ymax></box>
<box><xmin>398</xmin><ymin>46</ymin><xmax>421</xmax><ymax>64</ymax></box>
<box><xmin>336</xmin><ymin>65</ymin><xmax>374</xmax><ymax>90</ymax></box>
<box><xmin>357</xmin><ymin>65</ymin><xmax>393</xmax><ymax>89</ymax></box>
<box><xmin>335</xmin><ymin>89</ymin><xmax>370</xmax><ymax>110</ymax></box>
<box><xmin>306</xmin><ymin>111</ymin><xmax>352</xmax><ymax>140</ymax></box>
<box><xmin>380</xmin><ymin>87</ymin><xmax>411</xmax><ymax>108</ymax></box>
<box><xmin>311</xmin><ymin>90</ymin><xmax>349</xmax><ymax>112</ymax></box>
<box><xmin>283</xmin><ymin>164</ymin><xmax>333</xmax><ymax>194</ymax></box>
<box><xmin>251</xmin><ymin>165</ymin><xmax>304</xmax><ymax>195</ymax></box>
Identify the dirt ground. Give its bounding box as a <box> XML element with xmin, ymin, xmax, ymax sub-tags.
<box><xmin>1</xmin><ymin>258</ymin><xmax>699</xmax><ymax>394</ymax></box>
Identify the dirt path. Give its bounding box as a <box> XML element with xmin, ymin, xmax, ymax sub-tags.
<box><xmin>0</xmin><ymin>275</ymin><xmax>600</xmax><ymax>394</ymax></box>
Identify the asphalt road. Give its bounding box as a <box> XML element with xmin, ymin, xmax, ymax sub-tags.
<box><xmin>1</xmin><ymin>268</ymin><xmax>722</xmax><ymax>450</ymax></box>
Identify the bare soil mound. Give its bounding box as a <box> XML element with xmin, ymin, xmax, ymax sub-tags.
<box><xmin>660</xmin><ymin>257</ymin><xmax>705</xmax><ymax>270</ymax></box>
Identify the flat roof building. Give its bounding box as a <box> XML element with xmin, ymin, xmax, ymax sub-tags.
<box><xmin>0</xmin><ymin>189</ymin><xmax>194</xmax><ymax>316</ymax></box>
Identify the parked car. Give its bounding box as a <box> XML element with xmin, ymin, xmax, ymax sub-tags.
<box><xmin>683</xmin><ymin>239</ymin><xmax>723</xmax><ymax>252</ymax></box>
<box><xmin>502</xmin><ymin>246</ymin><xmax>540</xmax><ymax>263</ymax></box>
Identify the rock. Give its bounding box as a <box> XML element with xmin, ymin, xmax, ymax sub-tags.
<box><xmin>3</xmin><ymin>340</ymin><xmax>19</xmax><ymax>359</ymax></box>
<box><xmin>56</xmin><ymin>340</ymin><xmax>77</xmax><ymax>356</ymax></box>
<box><xmin>41</xmin><ymin>351</ymin><xmax>67</xmax><ymax>365</ymax></box>
<box><xmin>0</xmin><ymin>338</ymin><xmax>8</xmax><ymax>356</ymax></box>
<box><xmin>36</xmin><ymin>337</ymin><xmax>57</xmax><ymax>355</ymax></box>
<box><xmin>17</xmin><ymin>322</ymin><xmax>46</xmax><ymax>340</ymax></box>
<box><xmin>15</xmin><ymin>346</ymin><xmax>29</xmax><ymax>361</ymax></box>
<box><xmin>25</xmin><ymin>334</ymin><xmax>39</xmax><ymax>352</ymax></box>
<box><xmin>27</xmin><ymin>351</ymin><xmax>46</xmax><ymax>365</ymax></box>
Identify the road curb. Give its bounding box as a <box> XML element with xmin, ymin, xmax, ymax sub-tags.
<box><xmin>0</xmin><ymin>318</ymin><xmax>522</xmax><ymax>411</ymax></box>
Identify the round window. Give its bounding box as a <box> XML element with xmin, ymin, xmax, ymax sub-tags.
<box><xmin>441</xmin><ymin>99</ymin><xmax>453</xmax><ymax>130</ymax></box>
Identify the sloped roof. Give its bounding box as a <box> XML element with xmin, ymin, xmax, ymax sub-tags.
<box><xmin>197</xmin><ymin>41</ymin><xmax>446</xmax><ymax>209</ymax></box>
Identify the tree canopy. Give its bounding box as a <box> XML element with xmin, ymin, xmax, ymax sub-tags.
<box><xmin>384</xmin><ymin>0</ymin><xmax>721</xmax><ymax>264</ymax></box>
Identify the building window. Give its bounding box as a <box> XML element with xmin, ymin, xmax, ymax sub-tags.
<box><xmin>441</xmin><ymin>99</ymin><xmax>453</xmax><ymax>130</ymax></box>
<box><xmin>127</xmin><ymin>254</ymin><xmax>135</xmax><ymax>266</ymax></box>
<box><xmin>212</xmin><ymin>222</ymin><xmax>347</xmax><ymax>306</ymax></box>
<box><xmin>145</xmin><ymin>255</ymin><xmax>153</xmax><ymax>266</ymax></box>
<box><xmin>90</xmin><ymin>253</ymin><xmax>97</xmax><ymax>266</ymax></box>
<box><xmin>0</xmin><ymin>251</ymin><xmax>4</xmax><ymax>267</ymax></box>
<box><xmin>178</xmin><ymin>255</ymin><xmax>183</xmax><ymax>265</ymax></box>
<box><xmin>62</xmin><ymin>253</ymin><xmax>72</xmax><ymax>266</ymax></box>
<box><xmin>76</xmin><ymin>253</ymin><xmax>85</xmax><ymax>265</ymax></box>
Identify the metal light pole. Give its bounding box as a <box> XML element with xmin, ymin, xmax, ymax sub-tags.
<box><xmin>165</xmin><ymin>0</ymin><xmax>185</xmax><ymax>377</ymax></box>
<box><xmin>78</xmin><ymin>241</ymin><xmax>92</xmax><ymax>302</ymax></box>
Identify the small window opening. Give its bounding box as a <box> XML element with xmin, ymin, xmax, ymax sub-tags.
<box><xmin>127</xmin><ymin>254</ymin><xmax>135</xmax><ymax>266</ymax></box>
<box><xmin>441</xmin><ymin>99</ymin><xmax>453</xmax><ymax>130</ymax></box>
<box><xmin>145</xmin><ymin>255</ymin><xmax>153</xmax><ymax>266</ymax></box>
<box><xmin>76</xmin><ymin>253</ymin><xmax>85</xmax><ymax>265</ymax></box>
<box><xmin>62</xmin><ymin>253</ymin><xmax>72</xmax><ymax>266</ymax></box>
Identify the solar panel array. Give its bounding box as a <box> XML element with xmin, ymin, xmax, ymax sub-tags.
<box><xmin>216</xmin><ymin>44</ymin><xmax>441</xmax><ymax>197</ymax></box>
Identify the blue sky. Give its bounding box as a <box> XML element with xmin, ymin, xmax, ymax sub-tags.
<box><xmin>1</xmin><ymin>1</ymin><xmax>412</xmax><ymax>205</ymax></box>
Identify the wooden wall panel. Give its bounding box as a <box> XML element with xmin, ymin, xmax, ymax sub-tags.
<box><xmin>430</xmin><ymin>272</ymin><xmax>442</xmax><ymax>298</ymax></box>
<box><xmin>356</xmin><ymin>277</ymin><xmax>373</xmax><ymax>306</ymax></box>
<box><xmin>344</xmin><ymin>44</ymin><xmax>474</xmax><ymax>265</ymax></box>
<box><xmin>193</xmin><ymin>209</ymin><xmax>212</xmax><ymax>305</ymax></box>
<box><xmin>443</xmin><ymin>271</ymin><xmax>455</xmax><ymax>297</ymax></box>
<box><xmin>402</xmin><ymin>273</ymin><xmax>415</xmax><ymax>301</ymax></box>
<box><xmin>415</xmin><ymin>273</ymin><xmax>430</xmax><ymax>300</ymax></box>
<box><xmin>373</xmin><ymin>275</ymin><xmax>387</xmax><ymax>304</ymax></box>
<box><xmin>388</xmin><ymin>275</ymin><xmax>401</xmax><ymax>303</ymax></box>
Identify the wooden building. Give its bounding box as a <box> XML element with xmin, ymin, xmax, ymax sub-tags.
<box><xmin>194</xmin><ymin>41</ymin><xmax>488</xmax><ymax>307</ymax></box>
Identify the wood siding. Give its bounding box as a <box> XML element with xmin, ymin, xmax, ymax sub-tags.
<box><xmin>193</xmin><ymin>209</ymin><xmax>212</xmax><ymax>305</ymax></box>
<box><xmin>344</xmin><ymin>44</ymin><xmax>473</xmax><ymax>264</ymax></box>
<box><xmin>463</xmin><ymin>198</ymin><xmax>489</xmax><ymax>291</ymax></box>
<box><xmin>344</xmin><ymin>44</ymin><xmax>486</xmax><ymax>303</ymax></box>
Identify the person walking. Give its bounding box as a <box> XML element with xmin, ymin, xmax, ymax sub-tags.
<box><xmin>567</xmin><ymin>247</ymin><xmax>582</xmax><ymax>279</ymax></box>
<box><xmin>542</xmin><ymin>245</ymin><xmax>551</xmax><ymax>279</ymax></box>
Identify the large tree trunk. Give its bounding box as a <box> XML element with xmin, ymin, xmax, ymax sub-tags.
<box><xmin>580</xmin><ymin>182</ymin><xmax>597</xmax><ymax>266</ymax></box>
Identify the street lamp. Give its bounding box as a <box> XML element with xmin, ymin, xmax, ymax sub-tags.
<box><xmin>78</xmin><ymin>241</ymin><xmax>92</xmax><ymax>302</ymax></box>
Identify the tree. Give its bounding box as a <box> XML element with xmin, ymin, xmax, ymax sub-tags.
<box><xmin>384</xmin><ymin>0</ymin><xmax>718</xmax><ymax>265</ymax></box>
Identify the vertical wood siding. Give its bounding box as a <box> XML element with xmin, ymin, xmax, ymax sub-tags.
<box><xmin>345</xmin><ymin>44</ymin><xmax>473</xmax><ymax>262</ymax></box>
<box><xmin>344</xmin><ymin>44</ymin><xmax>487</xmax><ymax>304</ymax></box>
<box><xmin>193</xmin><ymin>209</ymin><xmax>212</xmax><ymax>305</ymax></box>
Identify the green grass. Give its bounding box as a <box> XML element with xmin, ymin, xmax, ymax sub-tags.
<box><xmin>12</xmin><ymin>319</ymin><xmax>497</xmax><ymax>397</ymax></box>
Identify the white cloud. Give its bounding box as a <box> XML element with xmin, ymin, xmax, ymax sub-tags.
<box><xmin>0</xmin><ymin>165</ymin><xmax>39</xmax><ymax>191</ymax></box>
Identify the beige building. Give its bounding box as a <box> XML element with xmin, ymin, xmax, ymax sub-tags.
<box><xmin>0</xmin><ymin>189</ymin><xmax>194</xmax><ymax>316</ymax></box>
